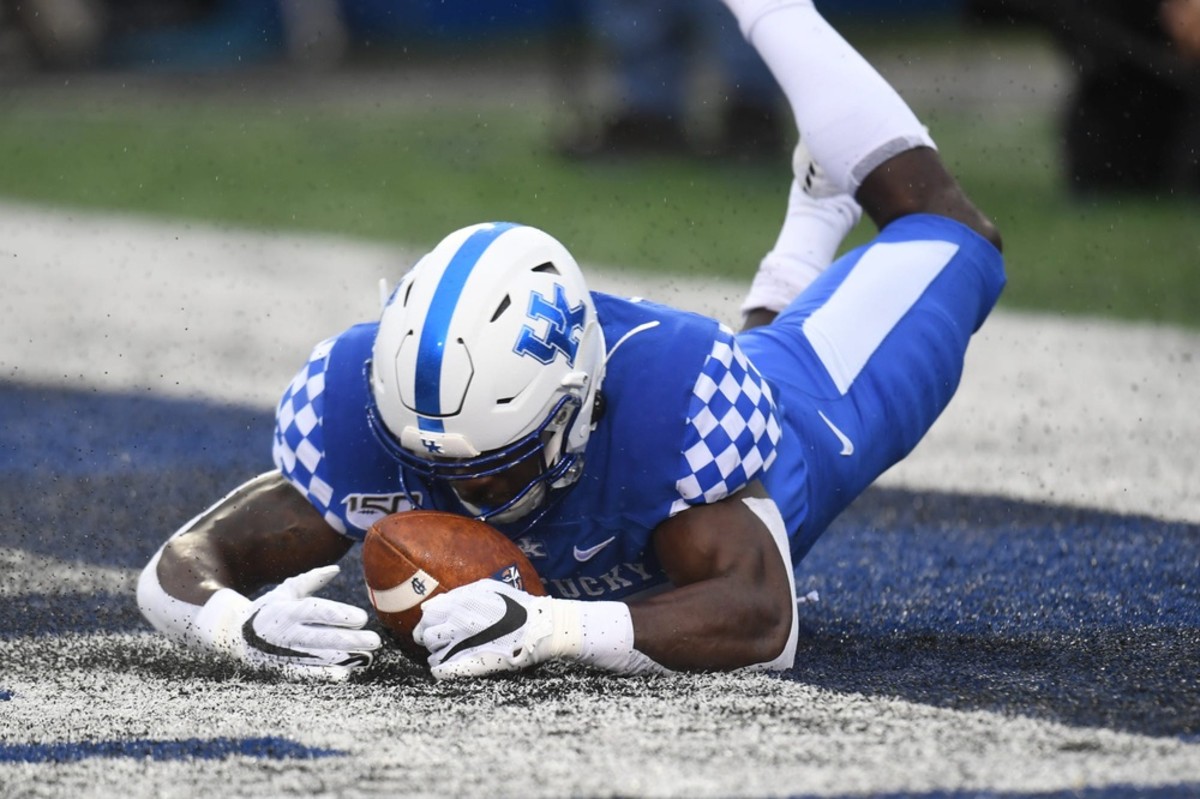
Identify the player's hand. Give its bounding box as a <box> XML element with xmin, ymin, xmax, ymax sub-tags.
<box><xmin>198</xmin><ymin>565</ymin><xmax>382</xmax><ymax>682</ymax></box>
<box><xmin>414</xmin><ymin>579</ymin><xmax>559</xmax><ymax>679</ymax></box>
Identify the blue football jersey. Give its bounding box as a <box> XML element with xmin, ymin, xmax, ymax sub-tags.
<box><xmin>273</xmin><ymin>214</ymin><xmax>1005</xmax><ymax>600</ymax></box>
<box><xmin>273</xmin><ymin>292</ymin><xmax>782</xmax><ymax>602</ymax></box>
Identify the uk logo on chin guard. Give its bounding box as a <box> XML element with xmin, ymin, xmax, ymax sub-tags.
<box><xmin>492</xmin><ymin>564</ymin><xmax>525</xmax><ymax>591</ymax></box>
<box><xmin>513</xmin><ymin>284</ymin><xmax>585</xmax><ymax>366</ymax></box>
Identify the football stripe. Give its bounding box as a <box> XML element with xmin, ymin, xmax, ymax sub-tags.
<box><xmin>368</xmin><ymin>570</ymin><xmax>441</xmax><ymax>613</ymax></box>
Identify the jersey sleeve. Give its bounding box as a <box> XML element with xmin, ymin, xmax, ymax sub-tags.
<box><xmin>271</xmin><ymin>336</ymin><xmax>346</xmax><ymax>533</ymax></box>
<box><xmin>673</xmin><ymin>326</ymin><xmax>782</xmax><ymax>512</ymax></box>
<box><xmin>272</xmin><ymin>324</ymin><xmax>414</xmax><ymax>540</ymax></box>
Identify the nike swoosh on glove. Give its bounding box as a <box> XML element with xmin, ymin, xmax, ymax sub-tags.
<box><xmin>414</xmin><ymin>579</ymin><xmax>567</xmax><ymax>680</ymax></box>
<box><xmin>195</xmin><ymin>565</ymin><xmax>382</xmax><ymax>682</ymax></box>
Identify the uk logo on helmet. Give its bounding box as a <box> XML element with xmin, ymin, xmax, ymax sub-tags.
<box><xmin>513</xmin><ymin>285</ymin><xmax>585</xmax><ymax>366</ymax></box>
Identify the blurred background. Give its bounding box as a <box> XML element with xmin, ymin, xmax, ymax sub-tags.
<box><xmin>1</xmin><ymin>0</ymin><xmax>1197</xmax><ymax>328</ymax></box>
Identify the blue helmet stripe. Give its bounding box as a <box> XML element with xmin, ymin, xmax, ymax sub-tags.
<box><xmin>417</xmin><ymin>417</ymin><xmax>444</xmax><ymax>434</ymax></box>
<box><xmin>415</xmin><ymin>222</ymin><xmax>519</xmax><ymax>420</ymax></box>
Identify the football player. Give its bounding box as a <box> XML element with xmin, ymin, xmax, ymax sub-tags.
<box><xmin>138</xmin><ymin>0</ymin><xmax>1005</xmax><ymax>681</ymax></box>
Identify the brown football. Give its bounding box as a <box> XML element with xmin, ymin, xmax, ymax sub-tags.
<box><xmin>361</xmin><ymin>510</ymin><xmax>545</xmax><ymax>656</ymax></box>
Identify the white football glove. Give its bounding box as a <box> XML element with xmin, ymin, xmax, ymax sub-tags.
<box><xmin>194</xmin><ymin>565</ymin><xmax>381</xmax><ymax>682</ymax></box>
<box><xmin>414</xmin><ymin>579</ymin><xmax>567</xmax><ymax>679</ymax></box>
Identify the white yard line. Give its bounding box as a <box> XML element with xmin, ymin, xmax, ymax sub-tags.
<box><xmin>4</xmin><ymin>201</ymin><xmax>1198</xmax><ymax>523</ymax></box>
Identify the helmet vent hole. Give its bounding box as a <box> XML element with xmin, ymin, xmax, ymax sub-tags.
<box><xmin>532</xmin><ymin>262</ymin><xmax>560</xmax><ymax>275</ymax></box>
<box><xmin>496</xmin><ymin>396</ymin><xmax>515</xmax><ymax>406</ymax></box>
<box><xmin>402</xmin><ymin>282</ymin><xmax>414</xmax><ymax>307</ymax></box>
<box><xmin>490</xmin><ymin>295</ymin><xmax>511</xmax><ymax>322</ymax></box>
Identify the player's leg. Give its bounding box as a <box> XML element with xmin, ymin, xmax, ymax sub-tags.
<box><xmin>855</xmin><ymin>148</ymin><xmax>1000</xmax><ymax>251</ymax></box>
<box><xmin>738</xmin><ymin>213</ymin><xmax>1005</xmax><ymax>559</ymax></box>
<box><xmin>728</xmin><ymin>0</ymin><xmax>1000</xmax><ymax>330</ymax></box>
<box><xmin>724</xmin><ymin>0</ymin><xmax>999</xmax><ymax>245</ymax></box>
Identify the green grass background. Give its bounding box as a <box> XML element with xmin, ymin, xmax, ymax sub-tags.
<box><xmin>1</xmin><ymin>28</ymin><xmax>1197</xmax><ymax>328</ymax></box>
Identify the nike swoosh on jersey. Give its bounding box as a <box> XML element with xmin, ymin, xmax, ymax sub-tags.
<box><xmin>573</xmin><ymin>536</ymin><xmax>617</xmax><ymax>562</ymax></box>
<box><xmin>440</xmin><ymin>593</ymin><xmax>528</xmax><ymax>662</ymax></box>
<box><xmin>817</xmin><ymin>410</ymin><xmax>855</xmax><ymax>456</ymax></box>
<box><xmin>242</xmin><ymin>610</ymin><xmax>318</xmax><ymax>660</ymax></box>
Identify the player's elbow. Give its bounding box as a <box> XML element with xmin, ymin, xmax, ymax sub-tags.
<box><xmin>136</xmin><ymin>546</ymin><xmax>180</xmax><ymax>637</ymax></box>
<box><xmin>749</xmin><ymin>593</ymin><xmax>794</xmax><ymax>666</ymax></box>
<box><xmin>725</xmin><ymin>583</ymin><xmax>793</xmax><ymax>669</ymax></box>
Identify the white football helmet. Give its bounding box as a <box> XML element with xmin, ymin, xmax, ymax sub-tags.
<box><xmin>367</xmin><ymin>222</ymin><xmax>606</xmax><ymax>524</ymax></box>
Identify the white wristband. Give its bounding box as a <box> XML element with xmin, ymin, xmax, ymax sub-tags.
<box><xmin>191</xmin><ymin>588</ymin><xmax>253</xmax><ymax>655</ymax></box>
<box><xmin>136</xmin><ymin>545</ymin><xmax>252</xmax><ymax>655</ymax></box>
<box><xmin>136</xmin><ymin>475</ymin><xmax>263</xmax><ymax>648</ymax></box>
<box><xmin>543</xmin><ymin>599</ymin><xmax>671</xmax><ymax>675</ymax></box>
<box><xmin>136</xmin><ymin>544</ymin><xmax>207</xmax><ymax>647</ymax></box>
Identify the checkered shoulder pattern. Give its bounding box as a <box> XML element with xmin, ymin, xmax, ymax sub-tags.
<box><xmin>271</xmin><ymin>336</ymin><xmax>347</xmax><ymax>534</ymax></box>
<box><xmin>673</xmin><ymin>326</ymin><xmax>781</xmax><ymax>513</ymax></box>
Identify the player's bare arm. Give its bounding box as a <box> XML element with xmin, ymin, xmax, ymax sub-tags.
<box><xmin>414</xmin><ymin>481</ymin><xmax>799</xmax><ymax>678</ymax></box>
<box><xmin>138</xmin><ymin>471</ymin><xmax>380</xmax><ymax>681</ymax></box>
<box><xmin>154</xmin><ymin>471</ymin><xmax>352</xmax><ymax>604</ymax></box>
<box><xmin>631</xmin><ymin>482</ymin><xmax>795</xmax><ymax>670</ymax></box>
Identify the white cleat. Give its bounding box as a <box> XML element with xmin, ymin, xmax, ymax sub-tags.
<box><xmin>793</xmin><ymin>138</ymin><xmax>843</xmax><ymax>200</ymax></box>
